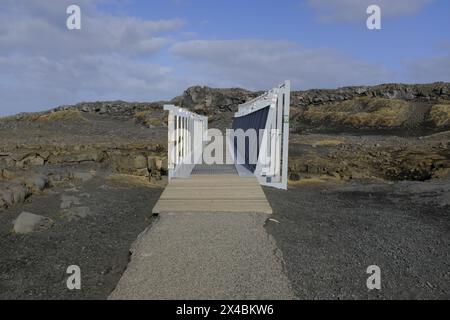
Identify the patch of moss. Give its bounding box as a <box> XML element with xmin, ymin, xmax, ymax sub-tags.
<box><xmin>304</xmin><ymin>98</ymin><xmax>411</xmax><ymax>128</ymax></box>
<box><xmin>134</xmin><ymin>111</ymin><xmax>166</xmax><ymax>127</ymax></box>
<box><xmin>22</xmin><ymin>110</ymin><xmax>87</xmax><ymax>122</ymax></box>
<box><xmin>429</xmin><ymin>104</ymin><xmax>450</xmax><ymax>127</ymax></box>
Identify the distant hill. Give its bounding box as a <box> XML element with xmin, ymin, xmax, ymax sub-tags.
<box><xmin>2</xmin><ymin>82</ymin><xmax>449</xmax><ymax>135</ymax></box>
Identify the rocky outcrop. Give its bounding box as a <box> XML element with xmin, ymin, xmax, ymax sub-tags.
<box><xmin>9</xmin><ymin>102</ymin><xmax>167</xmax><ymax>130</ymax></box>
<box><xmin>0</xmin><ymin>173</ymin><xmax>52</xmax><ymax>210</ymax></box>
<box><xmin>0</xmin><ymin>143</ymin><xmax>167</xmax><ymax>181</ymax></box>
<box><xmin>0</xmin><ymin>103</ymin><xmax>169</xmax><ymax>182</ymax></box>
<box><xmin>110</xmin><ymin>153</ymin><xmax>149</xmax><ymax>177</ymax></box>
<box><xmin>291</xmin><ymin>82</ymin><xmax>450</xmax><ymax>108</ymax></box>
<box><xmin>29</xmin><ymin>101</ymin><xmax>164</xmax><ymax>119</ymax></box>
<box><xmin>172</xmin><ymin>86</ymin><xmax>259</xmax><ymax>114</ymax></box>
<box><xmin>288</xmin><ymin>133</ymin><xmax>450</xmax><ymax>182</ymax></box>
<box><xmin>291</xmin><ymin>83</ymin><xmax>450</xmax><ymax>134</ymax></box>
<box><xmin>170</xmin><ymin>86</ymin><xmax>261</xmax><ymax>130</ymax></box>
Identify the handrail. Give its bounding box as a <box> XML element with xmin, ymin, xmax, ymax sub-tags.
<box><xmin>164</xmin><ymin>105</ymin><xmax>208</xmax><ymax>180</ymax></box>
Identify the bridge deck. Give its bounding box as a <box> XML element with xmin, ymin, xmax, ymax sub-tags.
<box><xmin>152</xmin><ymin>166</ymin><xmax>272</xmax><ymax>214</ymax></box>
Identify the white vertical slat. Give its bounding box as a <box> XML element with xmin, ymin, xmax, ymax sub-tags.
<box><xmin>167</xmin><ymin>111</ymin><xmax>175</xmax><ymax>180</ymax></box>
<box><xmin>184</xmin><ymin>117</ymin><xmax>188</xmax><ymax>162</ymax></box>
<box><xmin>281</xmin><ymin>81</ymin><xmax>291</xmax><ymax>190</ymax></box>
<box><xmin>175</xmin><ymin>115</ymin><xmax>179</xmax><ymax>166</ymax></box>
<box><xmin>189</xmin><ymin>118</ymin><xmax>193</xmax><ymax>164</ymax></box>
<box><xmin>276</xmin><ymin>88</ymin><xmax>283</xmax><ymax>182</ymax></box>
<box><xmin>181</xmin><ymin>115</ymin><xmax>185</xmax><ymax>160</ymax></box>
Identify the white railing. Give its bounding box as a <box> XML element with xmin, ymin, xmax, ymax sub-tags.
<box><xmin>164</xmin><ymin>105</ymin><xmax>208</xmax><ymax>180</ymax></box>
<box><xmin>233</xmin><ymin>81</ymin><xmax>291</xmax><ymax>190</ymax></box>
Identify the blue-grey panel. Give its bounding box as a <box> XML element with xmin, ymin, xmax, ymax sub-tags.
<box><xmin>232</xmin><ymin>106</ymin><xmax>270</xmax><ymax>173</ymax></box>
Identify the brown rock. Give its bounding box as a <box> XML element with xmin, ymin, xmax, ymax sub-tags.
<box><xmin>147</xmin><ymin>157</ymin><xmax>157</xmax><ymax>170</ymax></box>
<box><xmin>1</xmin><ymin>190</ymin><xmax>13</xmax><ymax>207</ymax></box>
<box><xmin>112</xmin><ymin>154</ymin><xmax>149</xmax><ymax>176</ymax></box>
<box><xmin>24</xmin><ymin>174</ymin><xmax>49</xmax><ymax>192</ymax></box>
<box><xmin>9</xmin><ymin>184</ymin><xmax>30</xmax><ymax>204</ymax></box>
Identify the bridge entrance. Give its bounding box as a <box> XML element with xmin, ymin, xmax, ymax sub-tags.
<box><xmin>152</xmin><ymin>82</ymin><xmax>290</xmax><ymax>214</ymax></box>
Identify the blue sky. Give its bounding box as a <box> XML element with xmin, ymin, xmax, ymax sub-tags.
<box><xmin>0</xmin><ymin>0</ymin><xmax>449</xmax><ymax>115</ymax></box>
<box><xmin>100</xmin><ymin>0</ymin><xmax>450</xmax><ymax>67</ymax></box>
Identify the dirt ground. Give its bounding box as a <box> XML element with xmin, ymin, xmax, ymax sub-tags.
<box><xmin>0</xmin><ymin>112</ymin><xmax>167</xmax><ymax>149</ymax></box>
<box><xmin>264</xmin><ymin>178</ymin><xmax>450</xmax><ymax>299</ymax></box>
<box><xmin>1</xmin><ymin>173</ymin><xmax>448</xmax><ymax>299</ymax></box>
<box><xmin>0</xmin><ymin>170</ymin><xmax>163</xmax><ymax>299</ymax></box>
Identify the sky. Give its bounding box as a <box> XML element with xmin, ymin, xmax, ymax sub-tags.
<box><xmin>0</xmin><ymin>0</ymin><xmax>449</xmax><ymax>116</ymax></box>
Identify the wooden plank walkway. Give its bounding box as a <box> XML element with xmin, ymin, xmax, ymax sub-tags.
<box><xmin>152</xmin><ymin>173</ymin><xmax>273</xmax><ymax>214</ymax></box>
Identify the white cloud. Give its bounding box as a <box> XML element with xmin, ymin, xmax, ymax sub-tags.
<box><xmin>0</xmin><ymin>0</ymin><xmax>186</xmax><ymax>115</ymax></box>
<box><xmin>0</xmin><ymin>54</ymin><xmax>187</xmax><ymax>115</ymax></box>
<box><xmin>307</xmin><ymin>0</ymin><xmax>435</xmax><ymax>22</ymax></box>
<box><xmin>170</xmin><ymin>40</ymin><xmax>394</xmax><ymax>90</ymax></box>
<box><xmin>0</xmin><ymin>1</ymin><xmax>184</xmax><ymax>58</ymax></box>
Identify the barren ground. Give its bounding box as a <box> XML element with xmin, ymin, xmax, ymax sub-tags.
<box><xmin>0</xmin><ymin>168</ymin><xmax>163</xmax><ymax>299</ymax></box>
<box><xmin>265</xmin><ymin>179</ymin><xmax>450</xmax><ymax>299</ymax></box>
<box><xmin>1</xmin><ymin>173</ymin><xmax>448</xmax><ymax>299</ymax></box>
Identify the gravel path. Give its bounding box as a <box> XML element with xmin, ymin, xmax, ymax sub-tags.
<box><xmin>110</xmin><ymin>212</ymin><xmax>296</xmax><ymax>300</ymax></box>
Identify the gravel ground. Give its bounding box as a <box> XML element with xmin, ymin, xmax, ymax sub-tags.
<box><xmin>0</xmin><ymin>172</ymin><xmax>163</xmax><ymax>300</ymax></box>
<box><xmin>1</xmin><ymin>170</ymin><xmax>449</xmax><ymax>299</ymax></box>
<box><xmin>264</xmin><ymin>180</ymin><xmax>450</xmax><ymax>299</ymax></box>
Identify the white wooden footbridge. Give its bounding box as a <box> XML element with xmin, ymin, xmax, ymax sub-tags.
<box><xmin>152</xmin><ymin>81</ymin><xmax>291</xmax><ymax>214</ymax></box>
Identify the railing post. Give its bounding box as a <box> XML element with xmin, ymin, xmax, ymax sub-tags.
<box><xmin>184</xmin><ymin>117</ymin><xmax>187</xmax><ymax>160</ymax></box>
<box><xmin>181</xmin><ymin>115</ymin><xmax>185</xmax><ymax>160</ymax></box>
<box><xmin>175</xmin><ymin>115</ymin><xmax>179</xmax><ymax>166</ymax></box>
<box><xmin>167</xmin><ymin>110</ymin><xmax>175</xmax><ymax>180</ymax></box>
<box><xmin>281</xmin><ymin>80</ymin><xmax>290</xmax><ymax>190</ymax></box>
